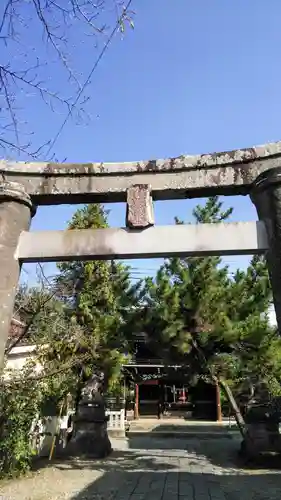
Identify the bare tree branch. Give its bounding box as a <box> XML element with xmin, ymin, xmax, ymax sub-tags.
<box><xmin>5</xmin><ymin>289</ymin><xmax>57</xmax><ymax>354</ymax></box>
<box><xmin>0</xmin><ymin>0</ymin><xmax>134</xmax><ymax>157</ymax></box>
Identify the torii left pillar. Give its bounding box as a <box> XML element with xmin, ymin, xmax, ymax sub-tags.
<box><xmin>0</xmin><ymin>181</ymin><xmax>35</xmax><ymax>369</ymax></box>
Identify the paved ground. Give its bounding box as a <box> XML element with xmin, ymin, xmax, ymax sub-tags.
<box><xmin>1</xmin><ymin>435</ymin><xmax>281</xmax><ymax>500</ymax></box>
<box><xmin>126</xmin><ymin>417</ymin><xmax>239</xmax><ymax>438</ymax></box>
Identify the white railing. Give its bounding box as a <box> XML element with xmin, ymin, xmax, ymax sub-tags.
<box><xmin>29</xmin><ymin>409</ymin><xmax>125</xmax><ymax>457</ymax></box>
<box><xmin>106</xmin><ymin>409</ymin><xmax>125</xmax><ymax>432</ymax></box>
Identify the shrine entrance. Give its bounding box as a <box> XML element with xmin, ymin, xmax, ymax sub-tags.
<box><xmin>2</xmin><ymin>141</ymin><xmax>281</xmax><ymax>456</ymax></box>
<box><xmin>2</xmin><ymin>141</ymin><xmax>281</xmax><ymax>397</ymax></box>
<box><xmin>137</xmin><ymin>380</ymin><xmax>216</xmax><ymax>420</ymax></box>
<box><xmin>124</xmin><ymin>365</ymin><xmax>217</xmax><ymax>421</ymax></box>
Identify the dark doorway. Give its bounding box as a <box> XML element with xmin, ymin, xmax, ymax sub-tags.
<box><xmin>139</xmin><ymin>381</ymin><xmax>160</xmax><ymax>417</ymax></box>
<box><xmin>189</xmin><ymin>380</ymin><xmax>217</xmax><ymax>420</ymax></box>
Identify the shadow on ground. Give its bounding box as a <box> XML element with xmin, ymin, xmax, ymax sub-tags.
<box><xmin>128</xmin><ymin>423</ymin><xmax>240</xmax><ymax>470</ymax></box>
<box><xmin>68</xmin><ymin>468</ymin><xmax>281</xmax><ymax>500</ymax></box>
<box><xmin>127</xmin><ymin>423</ymin><xmax>281</xmax><ymax>471</ymax></box>
<box><xmin>136</xmin><ymin>422</ymin><xmax>237</xmax><ymax>440</ymax></box>
<box><xmin>29</xmin><ymin>425</ymin><xmax>281</xmax><ymax>499</ymax></box>
<box><xmin>32</xmin><ymin>448</ymin><xmax>281</xmax><ymax>500</ymax></box>
<box><xmin>33</xmin><ymin>423</ymin><xmax>281</xmax><ymax>473</ymax></box>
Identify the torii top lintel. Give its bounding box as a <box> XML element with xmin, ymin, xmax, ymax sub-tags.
<box><xmin>1</xmin><ymin>140</ymin><xmax>281</xmax><ymax>205</ymax></box>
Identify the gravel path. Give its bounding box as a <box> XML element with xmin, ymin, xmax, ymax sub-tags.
<box><xmin>1</xmin><ymin>436</ymin><xmax>281</xmax><ymax>499</ymax></box>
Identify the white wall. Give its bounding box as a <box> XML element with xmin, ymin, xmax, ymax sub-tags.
<box><xmin>4</xmin><ymin>344</ymin><xmax>44</xmax><ymax>379</ymax></box>
<box><xmin>268</xmin><ymin>304</ymin><xmax>277</xmax><ymax>327</ymax></box>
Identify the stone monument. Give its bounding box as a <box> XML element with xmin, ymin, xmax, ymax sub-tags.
<box><xmin>63</xmin><ymin>374</ymin><xmax>112</xmax><ymax>458</ymax></box>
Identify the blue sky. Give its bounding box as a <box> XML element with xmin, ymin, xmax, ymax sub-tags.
<box><xmin>8</xmin><ymin>0</ymin><xmax>281</xmax><ymax>294</ymax></box>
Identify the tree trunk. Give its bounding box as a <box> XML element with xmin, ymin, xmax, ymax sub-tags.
<box><xmin>74</xmin><ymin>367</ymin><xmax>84</xmax><ymax>413</ymax></box>
<box><xmin>218</xmin><ymin>378</ymin><xmax>245</xmax><ymax>437</ymax></box>
<box><xmin>215</xmin><ymin>379</ymin><xmax>222</xmax><ymax>422</ymax></box>
<box><xmin>189</xmin><ymin>335</ymin><xmax>245</xmax><ymax>436</ymax></box>
<box><xmin>134</xmin><ymin>383</ymin><xmax>139</xmax><ymax>420</ymax></box>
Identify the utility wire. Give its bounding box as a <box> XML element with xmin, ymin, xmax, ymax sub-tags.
<box><xmin>45</xmin><ymin>0</ymin><xmax>133</xmax><ymax>159</ymax></box>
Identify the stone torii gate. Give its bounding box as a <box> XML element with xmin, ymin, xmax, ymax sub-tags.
<box><xmin>1</xmin><ymin>140</ymin><xmax>281</xmax><ymax>367</ymax></box>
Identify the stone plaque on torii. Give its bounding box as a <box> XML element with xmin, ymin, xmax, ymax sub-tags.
<box><xmin>1</xmin><ymin>141</ymin><xmax>281</xmax><ymax>368</ymax></box>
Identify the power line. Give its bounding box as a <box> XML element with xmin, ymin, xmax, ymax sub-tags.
<box><xmin>45</xmin><ymin>0</ymin><xmax>133</xmax><ymax>159</ymax></box>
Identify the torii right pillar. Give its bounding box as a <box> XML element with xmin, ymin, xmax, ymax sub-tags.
<box><xmin>251</xmin><ymin>167</ymin><xmax>281</xmax><ymax>334</ymax></box>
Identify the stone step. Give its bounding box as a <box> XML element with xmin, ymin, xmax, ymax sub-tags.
<box><xmin>126</xmin><ymin>429</ymin><xmax>241</xmax><ymax>439</ymax></box>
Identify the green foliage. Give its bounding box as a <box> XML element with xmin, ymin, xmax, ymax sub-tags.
<box><xmin>2</xmin><ymin>282</ymin><xmax>79</xmax><ymax>477</ymax></box>
<box><xmin>3</xmin><ymin>197</ymin><xmax>281</xmax><ymax>477</ymax></box>
<box><xmin>0</xmin><ymin>384</ymin><xmax>37</xmax><ymax>477</ymax></box>
<box><xmin>133</xmin><ymin>196</ymin><xmax>281</xmax><ymax>402</ymax></box>
<box><xmin>0</xmin><ymin>360</ymin><xmax>45</xmax><ymax>478</ymax></box>
<box><xmin>1</xmin><ymin>204</ymin><xmax>139</xmax><ymax>477</ymax></box>
<box><xmin>52</xmin><ymin>204</ymin><xmax>139</xmax><ymax>392</ymax></box>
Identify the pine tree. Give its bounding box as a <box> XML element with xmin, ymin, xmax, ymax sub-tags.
<box><xmin>136</xmin><ymin>197</ymin><xmax>233</xmax><ymax>367</ymax></box>
<box><xmin>133</xmin><ymin>197</ymin><xmax>281</xmax><ymax>426</ymax></box>
<box><xmin>51</xmin><ymin>204</ymin><xmax>139</xmax><ymax>399</ymax></box>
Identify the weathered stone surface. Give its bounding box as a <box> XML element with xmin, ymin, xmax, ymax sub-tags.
<box><xmin>15</xmin><ymin>221</ymin><xmax>268</xmax><ymax>263</ymax></box>
<box><xmin>0</xmin><ymin>181</ymin><xmax>34</xmax><ymax>369</ymax></box>
<box><xmin>1</xmin><ymin>139</ymin><xmax>281</xmax><ymax>174</ymax></box>
<box><xmin>75</xmin><ymin>404</ymin><xmax>107</xmax><ymax>422</ymax></box>
<box><xmin>61</xmin><ymin>379</ymin><xmax>112</xmax><ymax>458</ymax></box>
<box><xmin>64</xmin><ymin>419</ymin><xmax>112</xmax><ymax>458</ymax></box>
<box><xmin>241</xmin><ymin>422</ymin><xmax>281</xmax><ymax>458</ymax></box>
<box><xmin>126</xmin><ymin>184</ymin><xmax>154</xmax><ymax>228</ymax></box>
<box><xmin>1</xmin><ymin>140</ymin><xmax>281</xmax><ymax>203</ymax></box>
<box><xmin>0</xmin><ymin>180</ymin><xmax>34</xmax><ymax>210</ymax></box>
<box><xmin>251</xmin><ymin>167</ymin><xmax>281</xmax><ymax>336</ymax></box>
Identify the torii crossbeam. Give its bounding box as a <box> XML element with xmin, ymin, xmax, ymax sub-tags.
<box><xmin>1</xmin><ymin>140</ymin><xmax>281</xmax><ymax>367</ymax></box>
